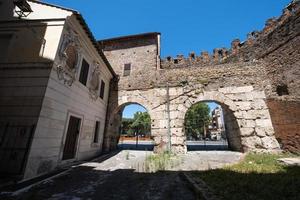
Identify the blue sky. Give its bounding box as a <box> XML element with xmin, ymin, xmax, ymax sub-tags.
<box><xmin>45</xmin><ymin>0</ymin><xmax>289</xmax><ymax>57</ymax></box>
<box><xmin>123</xmin><ymin>104</ymin><xmax>147</xmax><ymax>118</ymax></box>
<box><xmin>43</xmin><ymin>0</ymin><xmax>289</xmax><ymax>117</ymax></box>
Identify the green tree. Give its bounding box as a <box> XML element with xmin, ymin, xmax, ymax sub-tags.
<box><xmin>184</xmin><ymin>102</ymin><xmax>211</xmax><ymax>140</ymax></box>
<box><xmin>121</xmin><ymin>118</ymin><xmax>134</xmax><ymax>136</ymax></box>
<box><xmin>130</xmin><ymin>111</ymin><xmax>151</xmax><ymax>136</ymax></box>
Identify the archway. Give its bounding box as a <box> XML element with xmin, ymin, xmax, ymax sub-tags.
<box><xmin>104</xmin><ymin>102</ymin><xmax>154</xmax><ymax>151</ymax></box>
<box><xmin>184</xmin><ymin>100</ymin><xmax>242</xmax><ymax>152</ymax></box>
<box><xmin>118</xmin><ymin>103</ymin><xmax>153</xmax><ymax>150</ymax></box>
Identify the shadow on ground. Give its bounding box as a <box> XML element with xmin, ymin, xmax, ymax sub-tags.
<box><xmin>117</xmin><ymin>143</ymin><xmax>229</xmax><ymax>151</ymax></box>
<box><xmin>117</xmin><ymin>143</ymin><xmax>154</xmax><ymax>151</ymax></box>
<box><xmin>1</xmin><ymin>164</ymin><xmax>299</xmax><ymax>200</ymax></box>
<box><xmin>2</xmin><ymin>167</ymin><xmax>195</xmax><ymax>200</ymax></box>
<box><xmin>187</xmin><ymin>144</ymin><xmax>228</xmax><ymax>151</ymax></box>
<box><xmin>190</xmin><ymin>165</ymin><xmax>300</xmax><ymax>200</ymax></box>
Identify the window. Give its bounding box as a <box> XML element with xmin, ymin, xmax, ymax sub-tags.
<box><xmin>276</xmin><ymin>84</ymin><xmax>289</xmax><ymax>96</ymax></box>
<box><xmin>93</xmin><ymin>121</ymin><xmax>100</xmax><ymax>143</ymax></box>
<box><xmin>79</xmin><ymin>59</ymin><xmax>89</xmax><ymax>85</ymax></box>
<box><xmin>99</xmin><ymin>80</ymin><xmax>105</xmax><ymax>99</ymax></box>
<box><xmin>0</xmin><ymin>33</ymin><xmax>13</xmax><ymax>62</ymax></box>
<box><xmin>123</xmin><ymin>63</ymin><xmax>131</xmax><ymax>76</ymax></box>
<box><xmin>65</xmin><ymin>45</ymin><xmax>77</xmax><ymax>69</ymax></box>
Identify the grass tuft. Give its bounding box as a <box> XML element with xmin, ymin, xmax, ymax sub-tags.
<box><xmin>144</xmin><ymin>151</ymin><xmax>179</xmax><ymax>172</ymax></box>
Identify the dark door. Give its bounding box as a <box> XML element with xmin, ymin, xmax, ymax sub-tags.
<box><xmin>0</xmin><ymin>123</ymin><xmax>35</xmax><ymax>179</ymax></box>
<box><xmin>62</xmin><ymin>116</ymin><xmax>81</xmax><ymax>160</ymax></box>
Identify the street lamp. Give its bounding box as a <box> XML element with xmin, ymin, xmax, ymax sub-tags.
<box><xmin>13</xmin><ymin>0</ymin><xmax>33</xmax><ymax>18</ymax></box>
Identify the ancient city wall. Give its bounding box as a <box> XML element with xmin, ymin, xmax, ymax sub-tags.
<box><xmin>260</xmin><ymin>2</ymin><xmax>300</xmax><ymax>153</ymax></box>
<box><xmin>267</xmin><ymin>100</ymin><xmax>300</xmax><ymax>153</ymax></box>
<box><xmin>102</xmin><ymin>1</ymin><xmax>300</xmax><ymax>153</ymax></box>
<box><xmin>104</xmin><ymin>83</ymin><xmax>280</xmax><ymax>153</ymax></box>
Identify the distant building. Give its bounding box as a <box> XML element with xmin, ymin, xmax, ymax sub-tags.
<box><xmin>208</xmin><ymin>106</ymin><xmax>226</xmax><ymax>140</ymax></box>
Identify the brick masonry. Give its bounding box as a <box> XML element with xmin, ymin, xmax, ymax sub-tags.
<box><xmin>267</xmin><ymin>99</ymin><xmax>300</xmax><ymax>153</ymax></box>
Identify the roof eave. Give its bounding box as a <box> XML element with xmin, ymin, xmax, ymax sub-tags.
<box><xmin>74</xmin><ymin>14</ymin><xmax>117</xmax><ymax>78</ymax></box>
<box><xmin>28</xmin><ymin>0</ymin><xmax>117</xmax><ymax>78</ymax></box>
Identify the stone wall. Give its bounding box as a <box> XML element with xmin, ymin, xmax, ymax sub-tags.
<box><xmin>260</xmin><ymin>1</ymin><xmax>300</xmax><ymax>154</ymax></box>
<box><xmin>104</xmin><ymin>83</ymin><xmax>280</xmax><ymax>153</ymax></box>
<box><xmin>102</xmin><ymin>1</ymin><xmax>300</xmax><ymax>153</ymax></box>
<box><xmin>99</xmin><ymin>33</ymin><xmax>160</xmax><ymax>90</ymax></box>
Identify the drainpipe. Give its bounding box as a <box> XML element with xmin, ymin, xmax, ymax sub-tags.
<box><xmin>166</xmin><ymin>82</ymin><xmax>171</xmax><ymax>152</ymax></box>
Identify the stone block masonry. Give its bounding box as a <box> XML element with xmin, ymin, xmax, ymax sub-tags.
<box><xmin>101</xmin><ymin>1</ymin><xmax>300</xmax><ymax>153</ymax></box>
<box><xmin>104</xmin><ymin>84</ymin><xmax>280</xmax><ymax>153</ymax></box>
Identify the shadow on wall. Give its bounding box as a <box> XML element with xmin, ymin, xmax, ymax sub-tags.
<box><xmin>0</xmin><ymin>1</ymin><xmax>54</xmax><ymax>181</ymax></box>
<box><xmin>1</xmin><ymin>164</ymin><xmax>299</xmax><ymax>200</ymax></box>
<box><xmin>103</xmin><ymin>101</ymin><xmax>153</xmax><ymax>152</ymax></box>
<box><xmin>221</xmin><ymin>102</ymin><xmax>243</xmax><ymax>152</ymax></box>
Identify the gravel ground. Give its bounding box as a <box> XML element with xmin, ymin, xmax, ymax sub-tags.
<box><xmin>173</xmin><ymin>151</ymin><xmax>244</xmax><ymax>171</ymax></box>
<box><xmin>1</xmin><ymin>150</ymin><xmax>243</xmax><ymax>200</ymax></box>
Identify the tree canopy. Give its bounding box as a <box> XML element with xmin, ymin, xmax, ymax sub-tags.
<box><xmin>121</xmin><ymin>111</ymin><xmax>151</xmax><ymax>136</ymax></box>
<box><xmin>184</xmin><ymin>102</ymin><xmax>211</xmax><ymax>140</ymax></box>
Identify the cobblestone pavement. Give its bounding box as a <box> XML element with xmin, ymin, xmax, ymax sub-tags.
<box><xmin>2</xmin><ymin>150</ymin><xmax>243</xmax><ymax>200</ymax></box>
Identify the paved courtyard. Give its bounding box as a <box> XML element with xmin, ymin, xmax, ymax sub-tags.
<box><xmin>2</xmin><ymin>150</ymin><xmax>243</xmax><ymax>200</ymax></box>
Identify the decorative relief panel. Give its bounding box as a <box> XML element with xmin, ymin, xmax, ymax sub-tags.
<box><xmin>56</xmin><ymin>28</ymin><xmax>81</xmax><ymax>86</ymax></box>
<box><xmin>88</xmin><ymin>61</ymin><xmax>101</xmax><ymax>100</ymax></box>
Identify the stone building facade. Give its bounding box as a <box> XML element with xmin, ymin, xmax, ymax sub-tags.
<box><xmin>0</xmin><ymin>1</ymin><xmax>115</xmax><ymax>181</ymax></box>
<box><xmin>100</xmin><ymin>1</ymin><xmax>300</xmax><ymax>154</ymax></box>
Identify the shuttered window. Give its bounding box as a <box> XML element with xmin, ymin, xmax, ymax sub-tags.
<box><xmin>93</xmin><ymin>121</ymin><xmax>100</xmax><ymax>143</ymax></box>
<box><xmin>79</xmin><ymin>59</ymin><xmax>89</xmax><ymax>86</ymax></box>
<box><xmin>99</xmin><ymin>80</ymin><xmax>105</xmax><ymax>99</ymax></box>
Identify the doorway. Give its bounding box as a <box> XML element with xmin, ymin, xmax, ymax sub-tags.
<box><xmin>62</xmin><ymin>116</ymin><xmax>81</xmax><ymax>160</ymax></box>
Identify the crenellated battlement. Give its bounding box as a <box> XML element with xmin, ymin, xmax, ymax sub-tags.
<box><xmin>161</xmin><ymin>0</ymin><xmax>300</xmax><ymax>69</ymax></box>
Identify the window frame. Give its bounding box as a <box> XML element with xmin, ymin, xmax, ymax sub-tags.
<box><xmin>123</xmin><ymin>63</ymin><xmax>131</xmax><ymax>76</ymax></box>
<box><xmin>93</xmin><ymin>120</ymin><xmax>100</xmax><ymax>143</ymax></box>
<box><xmin>99</xmin><ymin>80</ymin><xmax>105</xmax><ymax>99</ymax></box>
<box><xmin>78</xmin><ymin>58</ymin><xmax>90</xmax><ymax>86</ymax></box>
<box><xmin>59</xmin><ymin>111</ymin><xmax>84</xmax><ymax>164</ymax></box>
